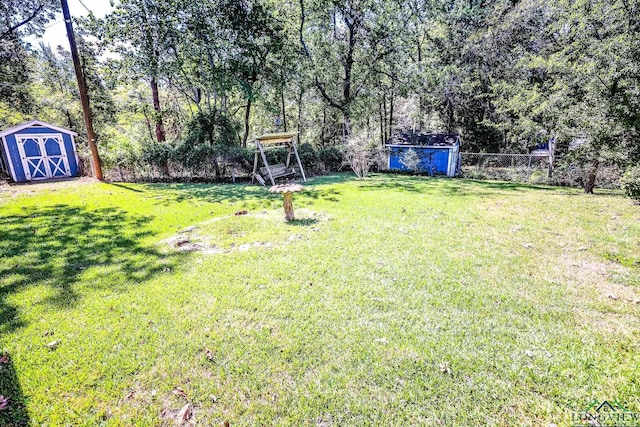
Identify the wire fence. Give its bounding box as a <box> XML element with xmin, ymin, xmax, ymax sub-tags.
<box><xmin>461</xmin><ymin>152</ymin><xmax>623</xmax><ymax>188</ymax></box>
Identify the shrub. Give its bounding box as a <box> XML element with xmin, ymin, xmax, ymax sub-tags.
<box><xmin>218</xmin><ymin>145</ymin><xmax>254</xmax><ymax>172</ymax></box>
<box><xmin>342</xmin><ymin>132</ymin><xmax>382</xmax><ymax>179</ymax></box>
<box><xmin>185</xmin><ymin>109</ymin><xmax>238</xmax><ymax>147</ymax></box>
<box><xmin>140</xmin><ymin>140</ymin><xmax>173</xmax><ymax>170</ymax></box>
<box><xmin>297</xmin><ymin>143</ymin><xmax>318</xmax><ymax>171</ymax></box>
<box><xmin>173</xmin><ymin>140</ymin><xmax>216</xmax><ymax>168</ymax></box>
<box><xmin>265</xmin><ymin>147</ymin><xmax>287</xmax><ymax>165</ymax></box>
<box><xmin>317</xmin><ymin>146</ymin><xmax>342</xmax><ymax>171</ymax></box>
<box><xmin>621</xmin><ymin>165</ymin><xmax>640</xmax><ymax>200</ymax></box>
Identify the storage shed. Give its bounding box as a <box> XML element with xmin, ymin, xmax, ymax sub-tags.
<box><xmin>0</xmin><ymin>120</ymin><xmax>80</xmax><ymax>182</ymax></box>
<box><xmin>386</xmin><ymin>132</ymin><xmax>461</xmax><ymax>177</ymax></box>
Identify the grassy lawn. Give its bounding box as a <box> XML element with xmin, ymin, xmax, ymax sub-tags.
<box><xmin>1</xmin><ymin>174</ymin><xmax>639</xmax><ymax>426</ymax></box>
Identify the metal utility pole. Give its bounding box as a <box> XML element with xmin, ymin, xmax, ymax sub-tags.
<box><xmin>61</xmin><ymin>0</ymin><xmax>103</xmax><ymax>180</ymax></box>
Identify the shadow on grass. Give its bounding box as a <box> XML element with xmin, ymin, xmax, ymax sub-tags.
<box><xmin>113</xmin><ymin>182</ymin><xmax>266</xmax><ymax>206</ymax></box>
<box><xmin>0</xmin><ymin>354</ymin><xmax>29</xmax><ymax>427</ymax></box>
<box><xmin>110</xmin><ymin>174</ymin><xmax>351</xmax><ymax>206</ymax></box>
<box><xmin>356</xmin><ymin>174</ymin><xmax>576</xmax><ymax>197</ymax></box>
<box><xmin>0</xmin><ymin>204</ymin><xmax>175</xmax><ymax>335</ymax></box>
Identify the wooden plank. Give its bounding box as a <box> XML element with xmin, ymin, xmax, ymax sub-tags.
<box><xmin>256</xmin><ymin>132</ymin><xmax>297</xmax><ymax>141</ymax></box>
<box><xmin>258</xmin><ymin>143</ymin><xmax>275</xmax><ymax>185</ymax></box>
<box><xmin>291</xmin><ymin>139</ymin><xmax>307</xmax><ymax>182</ymax></box>
<box><xmin>257</xmin><ymin>137</ymin><xmax>293</xmax><ymax>146</ymax></box>
<box><xmin>251</xmin><ymin>142</ymin><xmax>259</xmax><ymax>184</ymax></box>
<box><xmin>260</xmin><ymin>163</ymin><xmax>294</xmax><ymax>179</ymax></box>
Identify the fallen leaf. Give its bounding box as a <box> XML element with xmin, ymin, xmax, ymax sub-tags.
<box><xmin>173</xmin><ymin>387</ymin><xmax>187</xmax><ymax>398</ymax></box>
<box><xmin>46</xmin><ymin>339</ymin><xmax>60</xmax><ymax>350</ymax></box>
<box><xmin>0</xmin><ymin>355</ymin><xmax>8</xmax><ymax>364</ymax></box>
<box><xmin>0</xmin><ymin>396</ymin><xmax>8</xmax><ymax>411</ymax></box>
<box><xmin>439</xmin><ymin>362</ymin><xmax>451</xmax><ymax>374</ymax></box>
<box><xmin>224</xmin><ymin>421</ymin><xmax>230</xmax><ymax>427</ymax></box>
<box><xmin>176</xmin><ymin>403</ymin><xmax>192</xmax><ymax>424</ymax></box>
<box><xmin>205</xmin><ymin>349</ymin><xmax>214</xmax><ymax>360</ymax></box>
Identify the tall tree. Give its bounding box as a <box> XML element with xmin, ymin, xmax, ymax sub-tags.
<box><xmin>97</xmin><ymin>0</ymin><xmax>176</xmax><ymax>142</ymax></box>
<box><xmin>299</xmin><ymin>0</ymin><xmax>401</xmax><ymax>141</ymax></box>
<box><xmin>0</xmin><ymin>0</ymin><xmax>58</xmax><ymax>120</ymax></box>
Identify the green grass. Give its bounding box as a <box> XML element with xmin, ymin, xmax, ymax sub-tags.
<box><xmin>1</xmin><ymin>174</ymin><xmax>639</xmax><ymax>426</ymax></box>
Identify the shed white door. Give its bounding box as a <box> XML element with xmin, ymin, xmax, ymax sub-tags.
<box><xmin>16</xmin><ymin>134</ymin><xmax>70</xmax><ymax>180</ymax></box>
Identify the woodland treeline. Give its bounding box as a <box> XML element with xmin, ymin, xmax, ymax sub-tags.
<box><xmin>1</xmin><ymin>0</ymin><xmax>639</xmax><ymax>188</ymax></box>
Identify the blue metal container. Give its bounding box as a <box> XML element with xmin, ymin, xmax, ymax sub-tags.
<box><xmin>386</xmin><ymin>133</ymin><xmax>461</xmax><ymax>176</ymax></box>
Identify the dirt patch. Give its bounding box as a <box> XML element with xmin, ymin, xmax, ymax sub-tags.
<box><xmin>163</xmin><ymin>234</ymin><xmax>280</xmax><ymax>255</ymax></box>
<box><xmin>557</xmin><ymin>255</ymin><xmax>640</xmax><ymax>336</ymax></box>
<box><xmin>561</xmin><ymin>257</ymin><xmax>639</xmax><ymax>302</ymax></box>
<box><xmin>161</xmin><ymin>210</ymin><xmax>326</xmax><ymax>255</ymax></box>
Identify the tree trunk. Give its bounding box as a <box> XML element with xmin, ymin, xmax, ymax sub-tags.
<box><xmin>343</xmin><ymin>112</ymin><xmax>351</xmax><ymax>144</ymax></box>
<box><xmin>584</xmin><ymin>159</ymin><xmax>599</xmax><ymax>194</ymax></box>
<box><xmin>379</xmin><ymin>102</ymin><xmax>384</xmax><ymax>146</ymax></box>
<box><xmin>242</xmin><ymin>96</ymin><xmax>252</xmax><ymax>148</ymax></box>
<box><xmin>142</xmin><ymin>107</ymin><xmax>154</xmax><ymax>141</ymax></box>
<box><xmin>418</xmin><ymin>96</ymin><xmax>423</xmax><ymax>132</ymax></box>
<box><xmin>297</xmin><ymin>86</ymin><xmax>304</xmax><ymax>138</ymax></box>
<box><xmin>389</xmin><ymin>91</ymin><xmax>394</xmax><ymax>139</ymax></box>
<box><xmin>213</xmin><ymin>157</ymin><xmax>221</xmax><ymax>179</ymax></box>
<box><xmin>151</xmin><ymin>77</ymin><xmax>166</xmax><ymax>142</ymax></box>
<box><xmin>321</xmin><ymin>108</ymin><xmax>326</xmax><ymax>147</ymax></box>
<box><xmin>281</xmin><ymin>87</ymin><xmax>287</xmax><ymax>132</ymax></box>
<box><xmin>65</xmin><ymin>110</ymin><xmax>74</xmax><ymax>130</ymax></box>
<box><xmin>382</xmin><ymin>94</ymin><xmax>388</xmax><ymax>142</ymax></box>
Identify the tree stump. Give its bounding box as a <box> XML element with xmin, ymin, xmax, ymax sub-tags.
<box><xmin>269</xmin><ymin>184</ymin><xmax>304</xmax><ymax>221</ymax></box>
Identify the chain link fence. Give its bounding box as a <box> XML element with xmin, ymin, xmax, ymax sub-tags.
<box><xmin>461</xmin><ymin>152</ymin><xmax>623</xmax><ymax>189</ymax></box>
